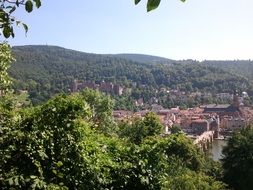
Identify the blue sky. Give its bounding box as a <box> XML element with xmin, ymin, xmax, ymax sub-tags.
<box><xmin>7</xmin><ymin>0</ymin><xmax>253</xmax><ymax>60</ymax></box>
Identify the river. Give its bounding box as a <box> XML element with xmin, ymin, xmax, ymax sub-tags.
<box><xmin>208</xmin><ymin>139</ymin><xmax>227</xmax><ymax>161</ymax></box>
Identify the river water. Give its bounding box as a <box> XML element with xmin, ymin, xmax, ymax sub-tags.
<box><xmin>207</xmin><ymin>139</ymin><xmax>227</xmax><ymax>161</ymax></box>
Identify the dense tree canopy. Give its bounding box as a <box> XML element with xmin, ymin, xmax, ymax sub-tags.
<box><xmin>0</xmin><ymin>90</ymin><xmax>226</xmax><ymax>189</ymax></box>
<box><xmin>0</xmin><ymin>43</ymin><xmax>14</xmax><ymax>92</ymax></box>
<box><xmin>118</xmin><ymin>112</ymin><xmax>163</xmax><ymax>144</ymax></box>
<box><xmin>222</xmin><ymin>127</ymin><xmax>253</xmax><ymax>190</ymax></box>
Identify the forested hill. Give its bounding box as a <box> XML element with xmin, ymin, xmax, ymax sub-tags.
<box><xmin>9</xmin><ymin>45</ymin><xmax>253</xmax><ymax>104</ymax></box>
<box><xmin>111</xmin><ymin>53</ymin><xmax>175</xmax><ymax>64</ymax></box>
<box><xmin>203</xmin><ymin>60</ymin><xmax>253</xmax><ymax>80</ymax></box>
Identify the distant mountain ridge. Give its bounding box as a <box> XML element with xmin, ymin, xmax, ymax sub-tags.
<box><xmin>13</xmin><ymin>45</ymin><xmax>174</xmax><ymax>64</ymax></box>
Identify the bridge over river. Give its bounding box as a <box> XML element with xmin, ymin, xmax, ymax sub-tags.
<box><xmin>189</xmin><ymin>131</ymin><xmax>215</xmax><ymax>151</ymax></box>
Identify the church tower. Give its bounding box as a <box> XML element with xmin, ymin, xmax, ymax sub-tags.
<box><xmin>232</xmin><ymin>90</ymin><xmax>240</xmax><ymax>109</ymax></box>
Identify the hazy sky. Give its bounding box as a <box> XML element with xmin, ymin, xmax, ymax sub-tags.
<box><xmin>7</xmin><ymin>0</ymin><xmax>253</xmax><ymax>60</ymax></box>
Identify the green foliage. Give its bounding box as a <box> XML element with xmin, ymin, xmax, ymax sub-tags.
<box><xmin>114</xmin><ymin>95</ymin><xmax>137</xmax><ymax>111</ymax></box>
<box><xmin>79</xmin><ymin>89</ymin><xmax>116</xmax><ymax>135</ymax></box>
<box><xmin>162</xmin><ymin>169</ymin><xmax>226</xmax><ymax>190</ymax></box>
<box><xmin>147</xmin><ymin>0</ymin><xmax>161</xmax><ymax>12</ymax></box>
<box><xmin>120</xmin><ymin>119</ymin><xmax>146</xmax><ymax>144</ymax></box>
<box><xmin>143</xmin><ymin>112</ymin><xmax>163</xmax><ymax>136</ymax></box>
<box><xmin>222</xmin><ymin>127</ymin><xmax>253</xmax><ymax>190</ymax></box>
<box><xmin>25</xmin><ymin>1</ymin><xmax>34</xmax><ymax>13</ymax></box>
<box><xmin>0</xmin><ymin>43</ymin><xmax>14</xmax><ymax>92</ymax></box>
<box><xmin>127</xmin><ymin>134</ymin><xmax>225</xmax><ymax>189</ymax></box>
<box><xmin>118</xmin><ymin>112</ymin><xmax>163</xmax><ymax>144</ymax></box>
<box><xmin>0</xmin><ymin>92</ymin><xmax>127</xmax><ymax>189</ymax></box>
<box><xmin>135</xmin><ymin>0</ymin><xmax>186</xmax><ymax>12</ymax></box>
<box><xmin>0</xmin><ymin>0</ymin><xmax>41</xmax><ymax>38</ymax></box>
<box><xmin>0</xmin><ymin>94</ymin><xmax>90</xmax><ymax>189</ymax></box>
<box><xmin>171</xmin><ymin>125</ymin><xmax>182</xmax><ymax>134</ymax></box>
<box><xmin>0</xmin><ymin>90</ymin><xmax>226</xmax><ymax>189</ymax></box>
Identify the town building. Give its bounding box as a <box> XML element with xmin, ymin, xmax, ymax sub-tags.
<box><xmin>222</xmin><ymin>117</ymin><xmax>246</xmax><ymax>130</ymax></box>
<box><xmin>203</xmin><ymin>91</ymin><xmax>241</xmax><ymax>117</ymax></box>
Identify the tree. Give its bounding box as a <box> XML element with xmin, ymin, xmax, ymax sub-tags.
<box><xmin>79</xmin><ymin>89</ymin><xmax>117</xmax><ymax>135</ymax></box>
<box><xmin>0</xmin><ymin>92</ymin><xmax>131</xmax><ymax>189</ymax></box>
<box><xmin>171</xmin><ymin>124</ymin><xmax>182</xmax><ymax>134</ymax></box>
<box><xmin>128</xmin><ymin>134</ymin><xmax>226</xmax><ymax>190</ymax></box>
<box><xmin>1</xmin><ymin>89</ymin><xmax>227</xmax><ymax>189</ymax></box>
<box><xmin>162</xmin><ymin>169</ymin><xmax>226</xmax><ymax>190</ymax></box>
<box><xmin>118</xmin><ymin>112</ymin><xmax>163</xmax><ymax>144</ymax></box>
<box><xmin>222</xmin><ymin>127</ymin><xmax>253</xmax><ymax>190</ymax></box>
<box><xmin>0</xmin><ymin>43</ymin><xmax>14</xmax><ymax>93</ymax></box>
<box><xmin>135</xmin><ymin>0</ymin><xmax>186</xmax><ymax>12</ymax></box>
<box><xmin>0</xmin><ymin>94</ymin><xmax>92</xmax><ymax>189</ymax></box>
<box><xmin>143</xmin><ymin>112</ymin><xmax>163</xmax><ymax>135</ymax></box>
<box><xmin>0</xmin><ymin>0</ymin><xmax>41</xmax><ymax>38</ymax></box>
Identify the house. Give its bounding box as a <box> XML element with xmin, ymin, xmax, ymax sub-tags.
<box><xmin>203</xmin><ymin>91</ymin><xmax>242</xmax><ymax>116</ymax></box>
<box><xmin>224</xmin><ymin>117</ymin><xmax>245</xmax><ymax>130</ymax></box>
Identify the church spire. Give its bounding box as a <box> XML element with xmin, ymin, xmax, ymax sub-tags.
<box><xmin>232</xmin><ymin>90</ymin><xmax>240</xmax><ymax>109</ymax></box>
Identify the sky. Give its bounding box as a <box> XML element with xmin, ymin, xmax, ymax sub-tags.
<box><xmin>6</xmin><ymin>0</ymin><xmax>253</xmax><ymax>60</ymax></box>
